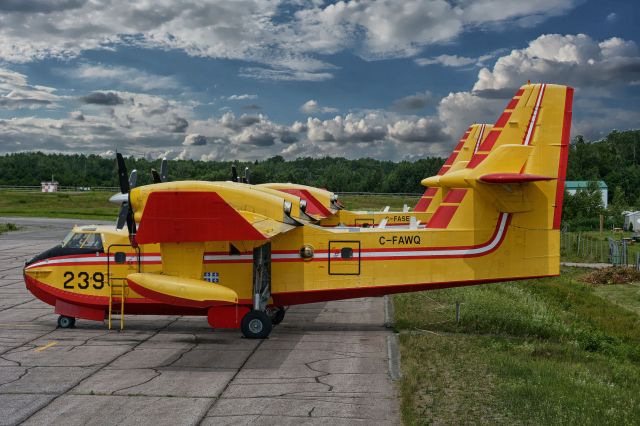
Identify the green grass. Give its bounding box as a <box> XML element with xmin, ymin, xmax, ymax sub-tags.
<box><xmin>0</xmin><ymin>223</ymin><xmax>19</xmax><ymax>234</ymax></box>
<box><xmin>394</xmin><ymin>268</ymin><xmax>640</xmax><ymax>425</ymax></box>
<box><xmin>593</xmin><ymin>282</ymin><xmax>640</xmax><ymax>316</ymax></box>
<box><xmin>0</xmin><ymin>190</ymin><xmax>117</xmax><ymax>220</ymax></box>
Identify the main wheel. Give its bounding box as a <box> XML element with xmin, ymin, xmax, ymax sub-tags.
<box><xmin>240</xmin><ymin>310</ymin><xmax>272</xmax><ymax>339</ymax></box>
<box><xmin>269</xmin><ymin>306</ymin><xmax>286</xmax><ymax>325</ymax></box>
<box><xmin>57</xmin><ymin>315</ymin><xmax>76</xmax><ymax>329</ymax></box>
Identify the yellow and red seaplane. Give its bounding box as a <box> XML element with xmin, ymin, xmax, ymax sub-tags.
<box><xmin>24</xmin><ymin>83</ymin><xmax>573</xmax><ymax>338</ymax></box>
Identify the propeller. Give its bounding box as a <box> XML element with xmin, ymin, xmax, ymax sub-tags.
<box><xmin>151</xmin><ymin>157</ymin><xmax>168</xmax><ymax>184</ymax></box>
<box><xmin>110</xmin><ymin>153</ymin><xmax>137</xmax><ymax>240</ymax></box>
<box><xmin>231</xmin><ymin>165</ymin><xmax>238</xmax><ymax>182</ymax></box>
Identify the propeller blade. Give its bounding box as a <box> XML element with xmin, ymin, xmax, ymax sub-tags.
<box><xmin>231</xmin><ymin>165</ymin><xmax>238</xmax><ymax>182</ymax></box>
<box><xmin>129</xmin><ymin>169</ymin><xmax>137</xmax><ymax>189</ymax></box>
<box><xmin>116</xmin><ymin>202</ymin><xmax>129</xmax><ymax>230</ymax></box>
<box><xmin>116</xmin><ymin>153</ymin><xmax>130</xmax><ymax>194</ymax></box>
<box><xmin>126</xmin><ymin>205</ymin><xmax>137</xmax><ymax>235</ymax></box>
<box><xmin>160</xmin><ymin>158</ymin><xmax>168</xmax><ymax>182</ymax></box>
<box><xmin>151</xmin><ymin>169</ymin><xmax>162</xmax><ymax>184</ymax></box>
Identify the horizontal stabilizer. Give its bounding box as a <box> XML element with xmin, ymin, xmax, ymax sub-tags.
<box><xmin>127</xmin><ymin>273</ymin><xmax>238</xmax><ymax>308</ymax></box>
<box><xmin>421</xmin><ymin>145</ymin><xmax>533</xmax><ymax>188</ymax></box>
<box><xmin>479</xmin><ymin>173</ymin><xmax>554</xmax><ymax>184</ymax></box>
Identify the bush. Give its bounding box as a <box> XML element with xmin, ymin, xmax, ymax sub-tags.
<box><xmin>580</xmin><ymin>266</ymin><xmax>640</xmax><ymax>285</ymax></box>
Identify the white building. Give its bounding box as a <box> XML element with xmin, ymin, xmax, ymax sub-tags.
<box><xmin>623</xmin><ymin>211</ymin><xmax>640</xmax><ymax>232</ymax></box>
<box><xmin>41</xmin><ymin>181</ymin><xmax>59</xmax><ymax>193</ymax></box>
<box><xmin>564</xmin><ymin>181</ymin><xmax>608</xmax><ymax>208</ymax></box>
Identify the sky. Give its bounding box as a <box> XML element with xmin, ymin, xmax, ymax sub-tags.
<box><xmin>0</xmin><ymin>0</ymin><xmax>639</xmax><ymax>162</ymax></box>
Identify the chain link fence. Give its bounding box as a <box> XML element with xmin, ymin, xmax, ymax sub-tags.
<box><xmin>561</xmin><ymin>231</ymin><xmax>640</xmax><ymax>270</ymax></box>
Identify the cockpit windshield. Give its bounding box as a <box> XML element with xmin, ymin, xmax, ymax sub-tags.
<box><xmin>61</xmin><ymin>232</ymin><xmax>103</xmax><ymax>250</ymax></box>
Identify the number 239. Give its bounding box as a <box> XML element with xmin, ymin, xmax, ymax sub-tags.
<box><xmin>63</xmin><ymin>271</ymin><xmax>105</xmax><ymax>290</ymax></box>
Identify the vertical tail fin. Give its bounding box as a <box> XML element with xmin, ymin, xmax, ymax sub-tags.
<box><xmin>420</xmin><ymin>83</ymin><xmax>573</xmax><ymax>231</ymax></box>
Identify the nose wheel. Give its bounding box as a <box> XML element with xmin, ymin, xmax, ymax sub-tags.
<box><xmin>241</xmin><ymin>310</ymin><xmax>272</xmax><ymax>339</ymax></box>
<box><xmin>57</xmin><ymin>315</ymin><xmax>76</xmax><ymax>329</ymax></box>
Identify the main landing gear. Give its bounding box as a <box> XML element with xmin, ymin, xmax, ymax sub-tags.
<box><xmin>241</xmin><ymin>242</ymin><xmax>284</xmax><ymax>339</ymax></box>
<box><xmin>241</xmin><ymin>310</ymin><xmax>272</xmax><ymax>339</ymax></box>
<box><xmin>57</xmin><ymin>315</ymin><xmax>76</xmax><ymax>329</ymax></box>
<box><xmin>240</xmin><ymin>307</ymin><xmax>286</xmax><ymax>339</ymax></box>
<box><xmin>268</xmin><ymin>306</ymin><xmax>286</xmax><ymax>325</ymax></box>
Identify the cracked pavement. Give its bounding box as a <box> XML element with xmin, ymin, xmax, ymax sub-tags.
<box><xmin>0</xmin><ymin>217</ymin><xmax>399</xmax><ymax>425</ymax></box>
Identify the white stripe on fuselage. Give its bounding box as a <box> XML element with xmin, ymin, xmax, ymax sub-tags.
<box><xmin>26</xmin><ymin>213</ymin><xmax>509</xmax><ymax>267</ymax></box>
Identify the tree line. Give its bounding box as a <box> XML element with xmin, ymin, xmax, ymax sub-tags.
<box><xmin>0</xmin><ymin>152</ymin><xmax>443</xmax><ymax>194</ymax></box>
<box><xmin>0</xmin><ymin>129</ymin><xmax>638</xmax><ymax>229</ymax></box>
<box><xmin>563</xmin><ymin>130</ymin><xmax>640</xmax><ymax>230</ymax></box>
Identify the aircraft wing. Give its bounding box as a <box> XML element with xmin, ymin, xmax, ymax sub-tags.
<box><xmin>135</xmin><ymin>190</ymin><xmax>297</xmax><ymax>244</ymax></box>
<box><xmin>239</xmin><ymin>210</ymin><xmax>296</xmax><ymax>238</ymax></box>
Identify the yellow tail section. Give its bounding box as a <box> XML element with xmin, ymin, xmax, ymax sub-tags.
<box><xmin>420</xmin><ymin>83</ymin><xmax>573</xmax><ymax>231</ymax></box>
<box><xmin>414</xmin><ymin>123</ymin><xmax>493</xmax><ymax>213</ymax></box>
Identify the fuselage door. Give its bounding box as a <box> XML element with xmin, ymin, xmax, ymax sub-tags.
<box><xmin>107</xmin><ymin>244</ymin><xmax>141</xmax><ymax>278</ymax></box>
<box><xmin>328</xmin><ymin>241</ymin><xmax>361</xmax><ymax>275</ymax></box>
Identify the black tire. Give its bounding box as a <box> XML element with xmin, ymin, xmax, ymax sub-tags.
<box><xmin>270</xmin><ymin>307</ymin><xmax>286</xmax><ymax>325</ymax></box>
<box><xmin>241</xmin><ymin>310</ymin><xmax>272</xmax><ymax>339</ymax></box>
<box><xmin>57</xmin><ymin>315</ymin><xmax>76</xmax><ymax>329</ymax></box>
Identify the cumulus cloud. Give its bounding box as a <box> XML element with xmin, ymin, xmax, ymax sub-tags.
<box><xmin>0</xmin><ymin>67</ymin><xmax>60</xmax><ymax>109</ymax></box>
<box><xmin>434</xmin><ymin>34</ymin><xmax>640</xmax><ymax>142</ymax></box>
<box><xmin>80</xmin><ymin>91</ymin><xmax>125</xmax><ymax>105</ymax></box>
<box><xmin>391</xmin><ymin>91</ymin><xmax>437</xmax><ymax>112</ymax></box>
<box><xmin>0</xmin><ymin>0</ymin><xmax>581</xmax><ymax>80</ymax></box>
<box><xmin>387</xmin><ymin>117</ymin><xmax>447</xmax><ymax>142</ymax></box>
<box><xmin>2</xmin><ymin>30</ymin><xmax>639</xmax><ymax>161</ymax></box>
<box><xmin>168</xmin><ymin>116</ymin><xmax>189</xmax><ymax>133</ymax></box>
<box><xmin>473</xmin><ymin>34</ymin><xmax>640</xmax><ymax>93</ymax></box>
<box><xmin>300</xmin><ymin>99</ymin><xmax>339</xmax><ymax>114</ymax></box>
<box><xmin>414</xmin><ymin>51</ymin><xmax>504</xmax><ymax>68</ymax></box>
<box><xmin>0</xmin><ymin>77</ymin><xmax>196</xmax><ymax>155</ymax></box>
<box><xmin>227</xmin><ymin>94</ymin><xmax>257</xmax><ymax>100</ymax></box>
<box><xmin>415</xmin><ymin>55</ymin><xmax>477</xmax><ymax>67</ymax></box>
<box><xmin>69</xmin><ymin>110</ymin><xmax>85</xmax><ymax>121</ymax></box>
<box><xmin>239</xmin><ymin>67</ymin><xmax>334</xmax><ymax>82</ymax></box>
<box><xmin>183</xmin><ymin>134</ymin><xmax>207</xmax><ymax>146</ymax></box>
<box><xmin>71</xmin><ymin>64</ymin><xmax>182</xmax><ymax>91</ymax></box>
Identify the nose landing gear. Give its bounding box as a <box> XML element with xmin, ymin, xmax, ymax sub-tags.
<box><xmin>57</xmin><ymin>315</ymin><xmax>76</xmax><ymax>329</ymax></box>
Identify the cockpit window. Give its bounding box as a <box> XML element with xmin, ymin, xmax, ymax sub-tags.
<box><xmin>61</xmin><ymin>232</ymin><xmax>103</xmax><ymax>250</ymax></box>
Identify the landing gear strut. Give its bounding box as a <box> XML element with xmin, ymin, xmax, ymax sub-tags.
<box><xmin>57</xmin><ymin>315</ymin><xmax>76</xmax><ymax>329</ymax></box>
<box><xmin>241</xmin><ymin>242</ymin><xmax>273</xmax><ymax>339</ymax></box>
